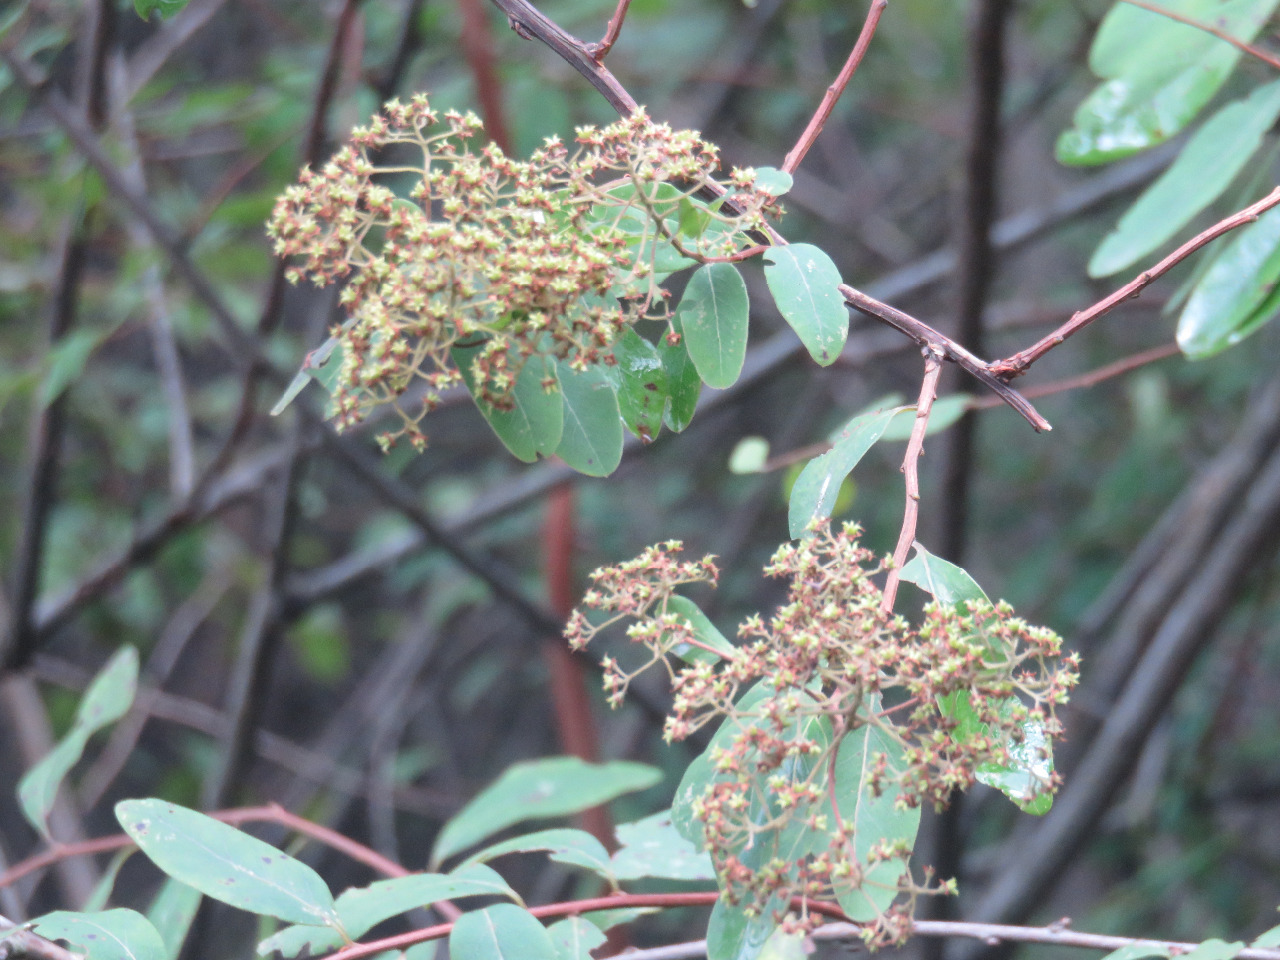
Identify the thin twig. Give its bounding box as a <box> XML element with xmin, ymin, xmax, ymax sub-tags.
<box><xmin>612</xmin><ymin>920</ymin><xmax>1280</xmax><ymax>960</ymax></box>
<box><xmin>587</xmin><ymin>0</ymin><xmax>632</xmax><ymax>60</ymax></box>
<box><xmin>969</xmin><ymin>342</ymin><xmax>1180</xmax><ymax>409</ymax></box>
<box><xmin>991</xmin><ymin>185</ymin><xmax>1280</xmax><ymax>380</ymax></box>
<box><xmin>881</xmin><ymin>351</ymin><xmax>944</xmax><ymax>614</ymax></box>
<box><xmin>781</xmin><ymin>0</ymin><xmax>886</xmax><ymax>175</ymax></box>
<box><xmin>1118</xmin><ymin>0</ymin><xmax>1280</xmax><ymax>71</ymax></box>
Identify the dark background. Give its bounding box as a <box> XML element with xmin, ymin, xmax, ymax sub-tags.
<box><xmin>2</xmin><ymin>0</ymin><xmax>1280</xmax><ymax>956</ymax></box>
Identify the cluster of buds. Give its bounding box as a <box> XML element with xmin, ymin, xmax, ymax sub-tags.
<box><xmin>268</xmin><ymin>94</ymin><xmax>778</xmax><ymax>448</ymax></box>
<box><xmin>567</xmin><ymin>523</ymin><xmax>1079</xmax><ymax>944</ymax></box>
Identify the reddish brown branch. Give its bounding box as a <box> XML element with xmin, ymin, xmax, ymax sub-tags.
<box><xmin>839</xmin><ymin>285</ymin><xmax>1051</xmax><ymax>432</ymax></box>
<box><xmin>991</xmin><ymin>186</ymin><xmax>1280</xmax><ymax>380</ymax></box>
<box><xmin>586</xmin><ymin>0</ymin><xmax>633</xmax><ymax>61</ymax></box>
<box><xmin>781</xmin><ymin>0</ymin><xmax>886</xmax><ymax>175</ymax></box>
<box><xmin>971</xmin><ymin>343</ymin><xmax>1180</xmax><ymax>409</ymax></box>
<box><xmin>881</xmin><ymin>352</ymin><xmax>944</xmax><ymax>614</ymax></box>
<box><xmin>1118</xmin><ymin>0</ymin><xmax>1280</xmax><ymax>71</ymax></box>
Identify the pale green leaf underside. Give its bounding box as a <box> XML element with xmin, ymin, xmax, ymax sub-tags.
<box><xmin>432</xmin><ymin>757</ymin><xmax>662</xmax><ymax>865</ymax></box>
<box><xmin>763</xmin><ymin>244</ymin><xmax>848</xmax><ymax>366</ymax></box>
<box><xmin>116</xmin><ymin>800</ymin><xmax>339</xmax><ymax>928</ymax></box>
<box><xmin>32</xmin><ymin>910</ymin><xmax>166</xmax><ymax>960</ymax></box>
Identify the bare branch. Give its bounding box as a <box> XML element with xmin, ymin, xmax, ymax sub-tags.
<box><xmin>781</xmin><ymin>0</ymin><xmax>887</xmax><ymax>175</ymax></box>
<box><xmin>991</xmin><ymin>185</ymin><xmax>1280</xmax><ymax>380</ymax></box>
<box><xmin>881</xmin><ymin>351</ymin><xmax>944</xmax><ymax>614</ymax></box>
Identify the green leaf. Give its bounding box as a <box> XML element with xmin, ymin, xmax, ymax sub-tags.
<box><xmin>787</xmin><ymin>406</ymin><xmax>902</xmax><ymax>539</ymax></box>
<box><xmin>974</xmin><ymin>712</ymin><xmax>1057</xmax><ymax>815</ymax></box>
<box><xmin>879</xmin><ymin>394</ymin><xmax>972</xmax><ymax>442</ymax></box>
<box><xmin>1178</xmin><ymin>204</ymin><xmax>1280</xmax><ymax>358</ymax></box>
<box><xmin>133</xmin><ymin>0</ymin><xmax>191</xmax><ymax>20</ymax></box>
<box><xmin>1088</xmin><ymin>79</ymin><xmax>1280</xmax><ymax>277</ymax></box>
<box><xmin>146</xmin><ymin>879</ymin><xmax>201</xmax><ymax>960</ymax></box>
<box><xmin>431</xmin><ymin>757</ymin><xmax>662</xmax><ymax>865</ymax></box>
<box><xmin>271</xmin><ymin>332</ymin><xmax>346</xmax><ymax>417</ymax></box>
<box><xmin>829</xmin><ymin>722</ymin><xmax>922</xmax><ymax>921</ymax></box>
<box><xmin>84</xmin><ymin>849</ymin><xmax>134</xmax><ymax>912</ymax></box>
<box><xmin>758</xmin><ymin>929</ymin><xmax>809</xmax><ymax>960</ymax></box>
<box><xmin>606</xmin><ymin>328</ymin><xmax>668</xmax><ymax>443</ymax></box>
<box><xmin>577</xmin><ymin>907</ymin><xmax>658</xmax><ymax>931</ymax></box>
<box><xmin>115</xmin><ymin>800</ymin><xmax>340</xmax><ymax>929</ymax></box>
<box><xmin>664</xmin><ymin>594</ymin><xmax>737</xmax><ymax>665</ymax></box>
<box><xmin>546</xmin><ymin>917</ymin><xmax>607</xmax><ymax>960</ymax></box>
<box><xmin>40</xmin><ymin>328</ymin><xmax>106</xmax><ymax>408</ymax></box>
<box><xmin>460</xmin><ymin>828</ymin><xmax>614</xmax><ymax>881</ymax></box>
<box><xmin>674</xmin><ymin>262</ymin><xmax>750</xmax><ymax>389</ymax></box>
<box><xmin>673</xmin><ymin>689</ymin><xmax>919</xmax><ymax>926</ymax></box>
<box><xmin>762</xmin><ymin>244</ymin><xmax>848</xmax><ymax>365</ymax></box>
<box><xmin>611</xmin><ymin>810</ymin><xmax>716</xmax><ymax>881</ymax></box>
<box><xmin>751</xmin><ymin>167</ymin><xmax>794</xmax><ymax>197</ymax></box>
<box><xmin>554</xmin><ymin>361</ymin><xmax>623</xmax><ymax>477</ymax></box>
<box><xmin>1180</xmin><ymin>941</ymin><xmax>1246</xmax><ymax>960</ymax></box>
<box><xmin>657</xmin><ymin>333</ymin><xmax>701</xmax><ymax>432</ymax></box>
<box><xmin>19</xmin><ymin>646</ymin><xmax>138</xmax><ymax>838</ymax></box>
<box><xmin>897</xmin><ymin>543</ymin><xmax>989</xmax><ymax>606</ymax></box>
<box><xmin>258</xmin><ymin>864</ymin><xmax>515</xmax><ymax>957</ymax></box>
<box><xmin>588</xmin><ymin>182</ymin><xmax>698</xmax><ymax>274</ymax></box>
<box><xmin>677</xmin><ymin>197</ymin><xmax>713</xmax><ymax>239</ymax></box>
<box><xmin>1254</xmin><ymin>926</ymin><xmax>1280</xmax><ymax>950</ymax></box>
<box><xmin>32</xmin><ymin>910</ymin><xmax>166</xmax><ymax>960</ymax></box>
<box><xmin>1098</xmin><ymin>946</ymin><xmax>1171</xmax><ymax>960</ymax></box>
<box><xmin>448</xmin><ymin>904</ymin><xmax>557</xmax><ymax>960</ymax></box>
<box><xmin>729</xmin><ymin>436</ymin><xmax>770</xmax><ymax>474</ymax></box>
<box><xmin>707</xmin><ymin>898</ymin><xmax>779</xmax><ymax>960</ymax></box>
<box><xmin>1056</xmin><ymin>0</ymin><xmax>1280</xmax><ymax>165</ymax></box>
<box><xmin>454</xmin><ymin>344</ymin><xmax>563</xmax><ymax>463</ymax></box>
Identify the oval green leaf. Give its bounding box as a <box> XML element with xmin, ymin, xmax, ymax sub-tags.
<box><xmin>610</xmin><ymin>810</ymin><xmax>715</xmax><ymax>881</ymax></box>
<box><xmin>897</xmin><ymin>543</ymin><xmax>989</xmax><ymax>606</ymax></box>
<box><xmin>554</xmin><ymin>361</ymin><xmax>623</xmax><ymax>477</ymax></box>
<box><xmin>663</xmin><ymin>594</ymin><xmax>736</xmax><ymax>665</ymax></box>
<box><xmin>751</xmin><ymin>167</ymin><xmax>793</xmax><ymax>197</ymax></box>
<box><xmin>1057</xmin><ymin>0</ymin><xmax>1280</xmax><ymax>165</ymax></box>
<box><xmin>762</xmin><ymin>244</ymin><xmax>848</xmax><ymax>366</ymax></box>
<box><xmin>32</xmin><ymin>910</ymin><xmax>166</xmax><ymax>960</ymax></box>
<box><xmin>657</xmin><ymin>333</ymin><xmax>701</xmax><ymax>432</ymax></box>
<box><xmin>707</xmin><ymin>898</ymin><xmax>780</xmax><ymax>960</ymax></box>
<box><xmin>546</xmin><ymin>917</ymin><xmax>607</xmax><ymax>960</ymax></box>
<box><xmin>448</xmin><ymin>904</ymin><xmax>557</xmax><ymax>960</ymax></box>
<box><xmin>1178</xmin><ymin>203</ymin><xmax>1280</xmax><ymax>357</ymax></box>
<box><xmin>787</xmin><ymin>406</ymin><xmax>902</xmax><ymax>539</ymax></box>
<box><xmin>431</xmin><ymin>757</ymin><xmax>662</xmax><ymax>865</ymax></box>
<box><xmin>454</xmin><ymin>344</ymin><xmax>563</xmax><ymax>463</ymax></box>
<box><xmin>606</xmin><ymin>328</ymin><xmax>668</xmax><ymax>443</ymax></box>
<box><xmin>1088</xmin><ymin>79</ymin><xmax>1280</xmax><ymax>277</ymax></box>
<box><xmin>674</xmin><ymin>262</ymin><xmax>749</xmax><ymax>389</ymax></box>
<box><xmin>115</xmin><ymin>800</ymin><xmax>339</xmax><ymax>929</ymax></box>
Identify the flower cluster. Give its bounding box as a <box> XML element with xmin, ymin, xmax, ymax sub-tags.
<box><xmin>268</xmin><ymin>95</ymin><xmax>777</xmax><ymax>448</ymax></box>
<box><xmin>567</xmin><ymin>523</ymin><xmax>1079</xmax><ymax>945</ymax></box>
